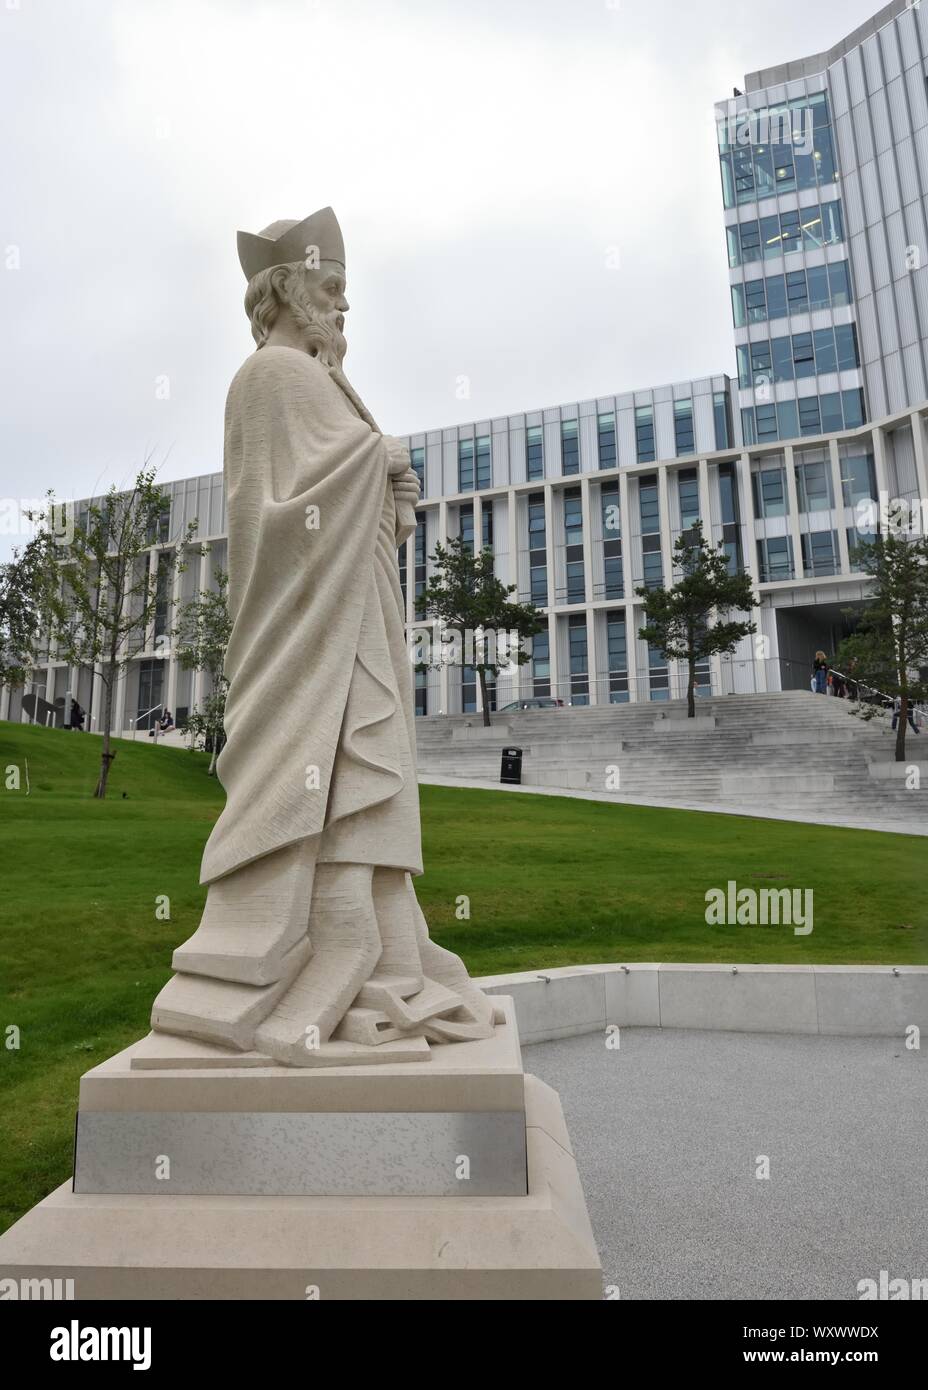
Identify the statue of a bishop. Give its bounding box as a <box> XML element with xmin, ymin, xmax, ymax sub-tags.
<box><xmin>151</xmin><ymin>207</ymin><xmax>496</xmax><ymax>1065</ymax></box>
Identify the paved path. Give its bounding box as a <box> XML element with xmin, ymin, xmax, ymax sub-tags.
<box><xmin>526</xmin><ymin>1028</ymin><xmax>928</xmax><ymax>1300</ymax></box>
<box><xmin>420</xmin><ymin>774</ymin><xmax>928</xmax><ymax>837</ymax></box>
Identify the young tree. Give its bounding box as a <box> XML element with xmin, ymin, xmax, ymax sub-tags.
<box><xmin>174</xmin><ymin>563</ymin><xmax>232</xmax><ymax>775</ymax></box>
<box><xmin>835</xmin><ymin>529</ymin><xmax>928</xmax><ymax>762</ymax></box>
<box><xmin>57</xmin><ymin>467</ymin><xmax>194</xmax><ymax>798</ymax></box>
<box><xmin>419</xmin><ymin>536</ymin><xmax>545</xmax><ymax>727</ymax></box>
<box><xmin>637</xmin><ymin>521</ymin><xmax>758</xmax><ymax>717</ymax></box>
<box><xmin>0</xmin><ymin>506</ymin><xmax>65</xmax><ymax>692</ymax></box>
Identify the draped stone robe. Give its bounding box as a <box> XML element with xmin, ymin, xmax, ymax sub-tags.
<box><xmin>200</xmin><ymin>345</ymin><xmax>421</xmax><ymax>887</ymax></box>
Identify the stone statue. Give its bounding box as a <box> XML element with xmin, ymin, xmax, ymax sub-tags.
<box><xmin>151</xmin><ymin>207</ymin><xmax>496</xmax><ymax>1065</ymax></box>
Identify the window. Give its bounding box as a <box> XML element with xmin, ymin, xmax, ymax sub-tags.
<box><xmin>568</xmin><ymin>614</ymin><xmax>589</xmax><ymax>705</ymax></box>
<box><xmin>398</xmin><ymin>540</ymin><xmax>408</xmax><ymax>608</ymax></box>
<box><xmin>600</xmin><ymin>482</ymin><xmax>623</xmax><ymax>600</ymax></box>
<box><xmin>146</xmin><ymin>500</ymin><xmax>171</xmax><ymax>545</ymax></box>
<box><xmin>841</xmin><ymin>389</ymin><xmax>865</xmax><ymax>429</ymax></box>
<box><xmin>796</xmin><ymin>455</ymin><xmax>832</xmax><ymax>512</ymax></box>
<box><xmin>635</xmin><ymin>406</ymin><xmax>655</xmax><ymax>463</ymax></box>
<box><xmin>790</xmin><ymin>333</ymin><xmax>814</xmax><ymax>380</ymax></box>
<box><xmin>461</xmin><ymin>666</ymin><xmax>477</xmax><ymax>714</ymax></box>
<box><xmin>839</xmin><ymin>448</ymin><xmax>876</xmax><ymax>508</ymax></box>
<box><xmin>674</xmin><ymin>400</ymin><xmax>695</xmax><ymax>456</ymax></box>
<box><xmin>718</xmin><ymin>461</ymin><xmax>743</xmax><ymax>572</ymax></box>
<box><xmin>563</xmin><ymin>487</ymin><xmax>585</xmax><ymax>603</ymax></box>
<box><xmin>482</xmin><ymin>500</ymin><xmax>494</xmax><ymax>549</ymax></box>
<box><xmin>639</xmin><ymin>475</ymin><xmax>662</xmax><ymax>589</ymax></box>
<box><xmin>414</xmin><ymin>515</ymin><xmax>427</xmax><ymax>619</ymax></box>
<box><xmin>835</xmin><ymin>323</ymin><xmax>859</xmax><ymax>372</ymax></box>
<box><xmin>414</xmin><ymin>668</ymin><xmax>428</xmax><ymax>717</ymax></box>
<box><xmin>598</xmin><ymin>412</ymin><xmax>617</xmax><ymax>469</ymax></box>
<box><xmin>459</xmin><ymin>503</ymin><xmax>474</xmax><ymax>551</ymax></box>
<box><xmin>561</xmin><ymin>419</ymin><xmax>580</xmax><ymax>475</ymax></box>
<box><xmin>532</xmin><ymin>629</ymin><xmax>550</xmax><ymax>697</ymax></box>
<box><xmin>410</xmin><ymin>446</ymin><xmax>425</xmax><ymax>490</ymax></box>
<box><xmin>798</xmin><ymin>397</ymin><xmax>822</xmax><ymax>436</ymax></box>
<box><xmin>752</xmin><ymin>462</ymin><xmax>787</xmax><ymax>518</ymax></box>
<box><xmin>757</xmin><ymin>535</ymin><xmax>793</xmax><ymax>581</ymax></box>
<box><xmin>678</xmin><ymin>468</ymin><xmax>700</xmax><ymax>530</ymax></box>
<box><xmin>458</xmin><ymin>438</ymin><xmax>474</xmax><ymax>492</ymax></box>
<box><xmin>526</xmin><ymin>425</ymin><xmax>544</xmax><ymax>481</ymax></box>
<box><xmin>801</xmin><ymin>530</ymin><xmax>838</xmax><ymax>577</ymax></box>
<box><xmin>648</xmin><ymin>642</ymin><xmax>669</xmax><ymax>701</ymax></box>
<box><xmin>475</xmin><ymin>435</ymin><xmax>491</xmax><ymax>489</ymax></box>
<box><xmin>713</xmin><ymin>391</ymin><xmax>732</xmax><ymax>450</ymax></box>
<box><xmin>528</xmin><ymin>492</ymin><xmax>547</xmax><ymax>606</ymax></box>
<box><xmin>137</xmin><ymin>660</ymin><xmax>164</xmax><ymax>729</ymax></box>
<box><xmin>606</xmin><ymin>612</ymin><xmax>629</xmax><ymax>703</ymax></box>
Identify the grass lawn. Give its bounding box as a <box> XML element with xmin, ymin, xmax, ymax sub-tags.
<box><xmin>1</xmin><ymin>718</ymin><xmax>925</xmax><ymax>1232</ymax></box>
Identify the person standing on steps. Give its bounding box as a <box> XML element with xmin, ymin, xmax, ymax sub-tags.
<box><xmin>811</xmin><ymin>650</ymin><xmax>829</xmax><ymax>694</ymax></box>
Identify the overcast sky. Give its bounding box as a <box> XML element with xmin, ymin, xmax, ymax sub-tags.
<box><xmin>0</xmin><ymin>0</ymin><xmax>882</xmax><ymax>556</ymax></box>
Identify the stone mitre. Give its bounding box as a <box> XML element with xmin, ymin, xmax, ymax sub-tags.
<box><xmin>237</xmin><ymin>207</ymin><xmax>345</xmax><ymax>279</ymax></box>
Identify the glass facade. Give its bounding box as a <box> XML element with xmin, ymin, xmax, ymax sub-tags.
<box><xmin>726</xmin><ymin>199</ymin><xmax>844</xmax><ymax>267</ymax></box>
<box><xmin>737</xmin><ymin>324</ymin><xmax>859</xmax><ymax>389</ymax></box>
<box><xmin>741</xmin><ymin>388</ymin><xmax>865</xmax><ymax>445</ymax></box>
<box><xmin>718</xmin><ymin>92</ymin><xmax>838</xmax><ymax>209</ymax></box>
<box><xmin>731</xmin><ymin>260</ymin><xmax>852</xmax><ymax>327</ymax></box>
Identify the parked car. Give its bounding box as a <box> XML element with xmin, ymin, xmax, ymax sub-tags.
<box><xmin>499</xmin><ymin>698</ymin><xmax>565</xmax><ymax>712</ymax></box>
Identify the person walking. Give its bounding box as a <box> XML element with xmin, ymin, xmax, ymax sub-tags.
<box><xmin>891</xmin><ymin>696</ymin><xmax>920</xmax><ymax>735</ymax></box>
<box><xmin>811</xmin><ymin>650</ymin><xmax>829</xmax><ymax>695</ymax></box>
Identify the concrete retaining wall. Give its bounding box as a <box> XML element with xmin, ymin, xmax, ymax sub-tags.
<box><xmin>476</xmin><ymin>963</ymin><xmax>928</xmax><ymax>1044</ymax></box>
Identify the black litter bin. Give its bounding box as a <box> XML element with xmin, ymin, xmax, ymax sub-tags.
<box><xmin>501</xmin><ymin>747</ymin><xmax>523</xmax><ymax>785</ymax></box>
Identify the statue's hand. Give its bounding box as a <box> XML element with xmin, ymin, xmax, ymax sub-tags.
<box><xmin>383</xmin><ymin>435</ymin><xmax>411</xmax><ymax>477</ymax></box>
<box><xmin>391</xmin><ymin>467</ymin><xmax>420</xmax><ymax>508</ymax></box>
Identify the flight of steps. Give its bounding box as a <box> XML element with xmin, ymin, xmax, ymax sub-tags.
<box><xmin>414</xmin><ymin>692</ymin><xmax>925</xmax><ymax>830</ymax></box>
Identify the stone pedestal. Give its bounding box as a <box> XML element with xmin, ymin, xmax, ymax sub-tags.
<box><xmin>0</xmin><ymin>998</ymin><xmax>601</xmax><ymax>1299</ymax></box>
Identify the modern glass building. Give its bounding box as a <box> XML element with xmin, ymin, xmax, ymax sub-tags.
<box><xmin>6</xmin><ymin>0</ymin><xmax>928</xmax><ymax>726</ymax></box>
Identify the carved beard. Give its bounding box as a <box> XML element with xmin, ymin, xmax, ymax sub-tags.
<box><xmin>286</xmin><ymin>286</ymin><xmax>348</xmax><ymax>368</ymax></box>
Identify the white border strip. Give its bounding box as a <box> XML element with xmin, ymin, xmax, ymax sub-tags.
<box><xmin>476</xmin><ymin>964</ymin><xmax>928</xmax><ymax>1044</ymax></box>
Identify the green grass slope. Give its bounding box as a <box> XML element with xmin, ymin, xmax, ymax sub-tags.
<box><xmin>0</xmin><ymin>718</ymin><xmax>924</xmax><ymax>1230</ymax></box>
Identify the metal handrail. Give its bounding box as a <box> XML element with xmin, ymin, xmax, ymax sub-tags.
<box><xmin>826</xmin><ymin>667</ymin><xmax>926</xmax><ymax>721</ymax></box>
<box><xmin>130</xmin><ymin>702</ymin><xmax>163</xmax><ymax>741</ymax></box>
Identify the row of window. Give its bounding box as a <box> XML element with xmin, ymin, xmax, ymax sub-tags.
<box><xmin>741</xmin><ymin>389</ymin><xmax>865</xmax><ymax>445</ymax></box>
<box><xmin>451</xmin><ymin>396</ymin><xmax>733</xmax><ymax>493</ymax></box>
<box><xmin>736</xmin><ymin>323</ymin><xmax>860</xmax><ymax>390</ymax></box>
<box><xmin>731</xmin><ymin>260</ymin><xmax>852</xmax><ymax>327</ymax></box>
<box><xmin>726</xmin><ymin>199</ymin><xmax>844</xmax><ymax>269</ymax></box>
<box><xmin>752</xmin><ymin>449</ymin><xmax>877</xmax><ymax>519</ymax></box>
<box><xmin>756</xmin><ymin>527</ymin><xmax>874</xmax><ymax>583</ymax></box>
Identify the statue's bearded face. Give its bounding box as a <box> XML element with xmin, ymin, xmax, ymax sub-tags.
<box><xmin>286</xmin><ymin>262</ymin><xmax>349</xmax><ymax>366</ymax></box>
